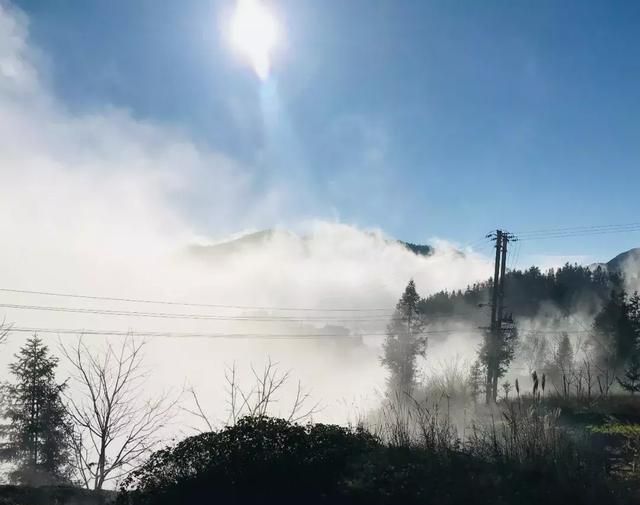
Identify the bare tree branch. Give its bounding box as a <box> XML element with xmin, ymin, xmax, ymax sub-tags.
<box><xmin>179</xmin><ymin>387</ymin><xmax>214</xmax><ymax>432</ymax></box>
<box><xmin>185</xmin><ymin>358</ymin><xmax>321</xmax><ymax>432</ymax></box>
<box><xmin>60</xmin><ymin>335</ymin><xmax>176</xmax><ymax>490</ymax></box>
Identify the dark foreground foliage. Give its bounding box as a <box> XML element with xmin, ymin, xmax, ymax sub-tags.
<box><xmin>118</xmin><ymin>416</ymin><xmax>630</xmax><ymax>505</ymax></box>
<box><xmin>0</xmin><ymin>485</ymin><xmax>114</xmax><ymax>505</ymax></box>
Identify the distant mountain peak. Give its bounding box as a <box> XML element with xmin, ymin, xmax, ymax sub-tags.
<box><xmin>400</xmin><ymin>241</ymin><xmax>433</xmax><ymax>256</ymax></box>
<box><xmin>607</xmin><ymin>247</ymin><xmax>640</xmax><ymax>272</ymax></box>
<box><xmin>186</xmin><ymin>229</ymin><xmax>435</xmax><ymax>260</ymax></box>
<box><xmin>586</xmin><ymin>247</ymin><xmax>640</xmax><ymax>274</ymax></box>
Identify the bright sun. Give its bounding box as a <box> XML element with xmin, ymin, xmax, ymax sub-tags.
<box><xmin>230</xmin><ymin>0</ymin><xmax>278</xmax><ymax>80</ymax></box>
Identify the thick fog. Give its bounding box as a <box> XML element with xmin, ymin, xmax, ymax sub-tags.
<box><xmin>0</xmin><ymin>3</ymin><xmax>497</xmax><ymax>426</ymax></box>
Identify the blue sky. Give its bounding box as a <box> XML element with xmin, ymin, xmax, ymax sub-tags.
<box><xmin>14</xmin><ymin>0</ymin><xmax>640</xmax><ymax>262</ymax></box>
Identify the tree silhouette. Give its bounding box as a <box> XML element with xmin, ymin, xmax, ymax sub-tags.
<box><xmin>593</xmin><ymin>290</ymin><xmax>640</xmax><ymax>370</ymax></box>
<box><xmin>468</xmin><ymin>360</ymin><xmax>485</xmax><ymax>403</ymax></box>
<box><xmin>1</xmin><ymin>335</ymin><xmax>71</xmax><ymax>485</ymax></box>
<box><xmin>381</xmin><ymin>280</ymin><xmax>427</xmax><ymax>394</ymax></box>
<box><xmin>419</xmin><ymin>263</ymin><xmax>621</xmax><ymax>321</ymax></box>
<box><xmin>618</xmin><ymin>353</ymin><xmax>640</xmax><ymax>394</ymax></box>
<box><xmin>61</xmin><ymin>336</ymin><xmax>175</xmax><ymax>490</ymax></box>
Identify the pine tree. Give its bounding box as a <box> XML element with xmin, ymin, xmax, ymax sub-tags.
<box><xmin>1</xmin><ymin>336</ymin><xmax>71</xmax><ymax>485</ymax></box>
<box><xmin>381</xmin><ymin>280</ymin><xmax>427</xmax><ymax>394</ymax></box>
<box><xmin>479</xmin><ymin>324</ymin><xmax>517</xmax><ymax>402</ymax></box>
<box><xmin>545</xmin><ymin>333</ymin><xmax>574</xmax><ymax>395</ymax></box>
<box><xmin>593</xmin><ymin>290</ymin><xmax>636</xmax><ymax>369</ymax></box>
<box><xmin>618</xmin><ymin>353</ymin><xmax>640</xmax><ymax>394</ymax></box>
<box><xmin>467</xmin><ymin>360</ymin><xmax>485</xmax><ymax>403</ymax></box>
<box><xmin>556</xmin><ymin>333</ymin><xmax>574</xmax><ymax>372</ymax></box>
<box><xmin>629</xmin><ymin>292</ymin><xmax>640</xmax><ymax>343</ymax></box>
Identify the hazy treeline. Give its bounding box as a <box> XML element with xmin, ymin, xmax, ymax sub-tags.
<box><xmin>420</xmin><ymin>263</ymin><xmax>621</xmax><ymax>321</ymax></box>
<box><xmin>383</xmin><ymin>263</ymin><xmax>640</xmax><ymax>402</ymax></box>
<box><xmin>381</xmin><ymin>264</ymin><xmax>640</xmax><ymax>409</ymax></box>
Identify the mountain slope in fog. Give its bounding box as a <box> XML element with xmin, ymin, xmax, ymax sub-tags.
<box><xmin>187</xmin><ymin>229</ymin><xmax>435</xmax><ymax>261</ymax></box>
<box><xmin>175</xmin><ymin>224</ymin><xmax>491</xmax><ymax>333</ymax></box>
<box><xmin>588</xmin><ymin>248</ymin><xmax>640</xmax><ymax>273</ymax></box>
<box><xmin>606</xmin><ymin>248</ymin><xmax>640</xmax><ymax>272</ymax></box>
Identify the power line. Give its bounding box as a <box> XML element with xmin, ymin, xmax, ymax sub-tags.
<box><xmin>518</xmin><ymin>229</ymin><xmax>640</xmax><ymax>241</ymax></box>
<box><xmin>0</xmin><ymin>288</ymin><xmax>394</xmax><ymax>313</ymax></box>
<box><xmin>463</xmin><ymin>235</ymin><xmax>494</xmax><ymax>251</ymax></box>
<box><xmin>5</xmin><ymin>325</ymin><xmax>469</xmax><ymax>340</ymax></box>
<box><xmin>516</xmin><ymin>221</ymin><xmax>640</xmax><ymax>236</ymax></box>
<box><xmin>7</xmin><ymin>327</ymin><xmax>376</xmax><ymax>340</ymax></box>
<box><xmin>0</xmin><ymin>303</ymin><xmax>393</xmax><ymax>323</ymax></box>
<box><xmin>510</xmin><ymin>240</ymin><xmax>522</xmax><ymax>272</ymax></box>
<box><xmin>516</xmin><ymin>223</ymin><xmax>640</xmax><ymax>241</ymax></box>
<box><xmin>518</xmin><ymin>329</ymin><xmax>591</xmax><ymax>335</ymax></box>
<box><xmin>0</xmin><ymin>302</ymin><xmax>482</xmax><ymax>323</ymax></box>
<box><xmin>469</xmin><ymin>237</ymin><xmax>495</xmax><ymax>254</ymax></box>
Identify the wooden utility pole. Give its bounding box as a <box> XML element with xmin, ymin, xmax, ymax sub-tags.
<box><xmin>485</xmin><ymin>229</ymin><xmax>515</xmax><ymax>403</ymax></box>
<box><xmin>485</xmin><ymin>230</ymin><xmax>502</xmax><ymax>404</ymax></box>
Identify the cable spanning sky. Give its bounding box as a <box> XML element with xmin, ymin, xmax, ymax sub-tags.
<box><xmin>8</xmin><ymin>0</ymin><xmax>640</xmax><ymax>262</ymax></box>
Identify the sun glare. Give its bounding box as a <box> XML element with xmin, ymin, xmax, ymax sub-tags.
<box><xmin>230</xmin><ymin>0</ymin><xmax>278</xmax><ymax>80</ymax></box>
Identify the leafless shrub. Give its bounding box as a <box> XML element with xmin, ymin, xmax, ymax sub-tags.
<box><xmin>184</xmin><ymin>358</ymin><xmax>321</xmax><ymax>431</ymax></box>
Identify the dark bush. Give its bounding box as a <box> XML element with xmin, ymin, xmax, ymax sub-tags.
<box><xmin>118</xmin><ymin>416</ymin><xmax>378</xmax><ymax>505</ymax></box>
<box><xmin>118</xmin><ymin>416</ymin><xmax>627</xmax><ymax>505</ymax></box>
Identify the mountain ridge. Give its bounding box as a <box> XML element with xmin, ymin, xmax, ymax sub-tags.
<box><xmin>187</xmin><ymin>229</ymin><xmax>639</xmax><ymax>276</ymax></box>
<box><xmin>187</xmin><ymin>228</ymin><xmax>435</xmax><ymax>260</ymax></box>
<box><xmin>588</xmin><ymin>247</ymin><xmax>640</xmax><ymax>273</ymax></box>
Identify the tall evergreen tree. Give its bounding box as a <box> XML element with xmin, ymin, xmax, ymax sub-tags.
<box><xmin>479</xmin><ymin>324</ymin><xmax>517</xmax><ymax>402</ymax></box>
<box><xmin>553</xmin><ymin>334</ymin><xmax>575</xmax><ymax>373</ymax></box>
<box><xmin>613</xmin><ymin>292</ymin><xmax>640</xmax><ymax>394</ymax></box>
<box><xmin>593</xmin><ymin>290</ymin><xmax>637</xmax><ymax>370</ymax></box>
<box><xmin>381</xmin><ymin>280</ymin><xmax>427</xmax><ymax>394</ymax></box>
<box><xmin>628</xmin><ymin>292</ymin><xmax>640</xmax><ymax>343</ymax></box>
<box><xmin>618</xmin><ymin>353</ymin><xmax>640</xmax><ymax>394</ymax></box>
<box><xmin>545</xmin><ymin>333</ymin><xmax>574</xmax><ymax>395</ymax></box>
<box><xmin>467</xmin><ymin>360</ymin><xmax>485</xmax><ymax>403</ymax></box>
<box><xmin>1</xmin><ymin>336</ymin><xmax>71</xmax><ymax>485</ymax></box>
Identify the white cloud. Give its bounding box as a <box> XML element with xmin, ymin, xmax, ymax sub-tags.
<box><xmin>0</xmin><ymin>3</ymin><xmax>494</xmax><ymax>427</ymax></box>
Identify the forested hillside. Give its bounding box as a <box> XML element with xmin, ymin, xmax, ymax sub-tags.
<box><xmin>419</xmin><ymin>263</ymin><xmax>623</xmax><ymax>322</ymax></box>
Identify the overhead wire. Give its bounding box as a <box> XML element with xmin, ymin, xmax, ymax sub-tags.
<box><xmin>4</xmin><ymin>325</ymin><xmax>593</xmax><ymax>340</ymax></box>
<box><xmin>510</xmin><ymin>240</ymin><xmax>522</xmax><ymax>272</ymax></box>
<box><xmin>5</xmin><ymin>325</ymin><xmax>470</xmax><ymax>340</ymax></box>
<box><xmin>462</xmin><ymin>234</ymin><xmax>494</xmax><ymax>251</ymax></box>
<box><xmin>0</xmin><ymin>287</ymin><xmax>394</xmax><ymax>313</ymax></box>
<box><xmin>0</xmin><ymin>302</ymin><xmax>393</xmax><ymax>323</ymax></box>
<box><xmin>516</xmin><ymin>221</ymin><xmax>640</xmax><ymax>236</ymax></box>
<box><xmin>516</xmin><ymin>223</ymin><xmax>640</xmax><ymax>241</ymax></box>
<box><xmin>0</xmin><ymin>302</ymin><xmax>484</xmax><ymax>323</ymax></box>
